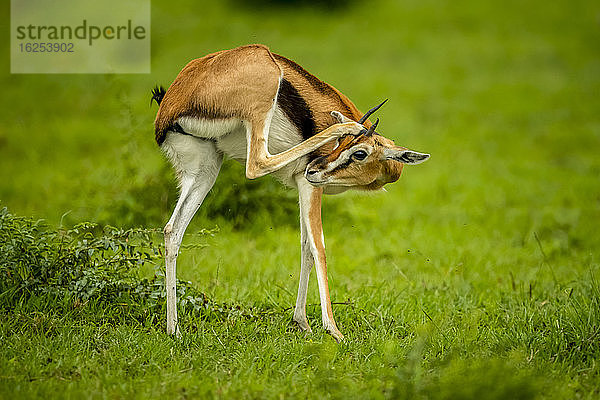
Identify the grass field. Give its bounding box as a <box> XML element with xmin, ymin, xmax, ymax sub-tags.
<box><xmin>1</xmin><ymin>0</ymin><xmax>599</xmax><ymax>398</ymax></box>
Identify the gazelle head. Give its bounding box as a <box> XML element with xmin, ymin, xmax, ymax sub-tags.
<box><xmin>305</xmin><ymin>100</ymin><xmax>430</xmax><ymax>191</ymax></box>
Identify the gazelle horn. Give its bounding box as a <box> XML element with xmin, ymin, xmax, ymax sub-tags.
<box><xmin>364</xmin><ymin>118</ymin><xmax>379</xmax><ymax>136</ymax></box>
<box><xmin>358</xmin><ymin>99</ymin><xmax>388</xmax><ymax>124</ymax></box>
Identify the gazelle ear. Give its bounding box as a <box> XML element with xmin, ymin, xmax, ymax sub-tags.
<box><xmin>331</xmin><ymin>111</ymin><xmax>352</xmax><ymax>124</ymax></box>
<box><xmin>383</xmin><ymin>147</ymin><xmax>430</xmax><ymax>164</ymax></box>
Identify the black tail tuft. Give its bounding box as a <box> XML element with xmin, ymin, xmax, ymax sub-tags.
<box><xmin>150</xmin><ymin>85</ymin><xmax>167</xmax><ymax>106</ymax></box>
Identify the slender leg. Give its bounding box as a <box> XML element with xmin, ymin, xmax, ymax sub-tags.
<box><xmin>245</xmin><ymin>113</ymin><xmax>364</xmax><ymax>179</ymax></box>
<box><xmin>162</xmin><ymin>134</ymin><xmax>222</xmax><ymax>336</ymax></box>
<box><xmin>296</xmin><ymin>176</ymin><xmax>343</xmax><ymax>342</ymax></box>
<box><xmin>293</xmin><ymin>196</ymin><xmax>314</xmax><ymax>332</ymax></box>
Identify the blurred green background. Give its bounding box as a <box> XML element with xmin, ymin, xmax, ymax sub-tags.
<box><xmin>1</xmin><ymin>0</ymin><xmax>598</xmax><ymax>233</ymax></box>
<box><xmin>1</xmin><ymin>0</ymin><xmax>599</xmax><ymax>397</ymax></box>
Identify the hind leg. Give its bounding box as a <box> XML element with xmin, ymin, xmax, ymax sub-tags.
<box><xmin>161</xmin><ymin>133</ymin><xmax>223</xmax><ymax>336</ymax></box>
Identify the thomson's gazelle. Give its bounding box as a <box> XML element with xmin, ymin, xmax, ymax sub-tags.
<box><xmin>152</xmin><ymin>44</ymin><xmax>429</xmax><ymax>342</ymax></box>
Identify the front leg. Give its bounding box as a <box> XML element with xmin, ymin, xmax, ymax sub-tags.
<box><xmin>245</xmin><ymin>112</ymin><xmax>364</xmax><ymax>179</ymax></box>
<box><xmin>293</xmin><ymin>187</ymin><xmax>314</xmax><ymax>333</ymax></box>
<box><xmin>296</xmin><ymin>176</ymin><xmax>344</xmax><ymax>342</ymax></box>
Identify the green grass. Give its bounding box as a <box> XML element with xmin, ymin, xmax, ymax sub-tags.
<box><xmin>1</xmin><ymin>0</ymin><xmax>599</xmax><ymax>398</ymax></box>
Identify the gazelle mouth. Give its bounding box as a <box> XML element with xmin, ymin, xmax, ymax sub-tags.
<box><xmin>305</xmin><ymin>176</ymin><xmax>329</xmax><ymax>186</ymax></box>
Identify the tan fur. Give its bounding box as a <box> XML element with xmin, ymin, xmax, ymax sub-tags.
<box><xmin>155</xmin><ymin>44</ymin><xmax>280</xmax><ymax>140</ymax></box>
<box><xmin>155</xmin><ymin>45</ymin><xmax>373</xmax><ymax>140</ymax></box>
<box><xmin>156</xmin><ymin>44</ymin><xmax>364</xmax><ymax>179</ymax></box>
<box><xmin>154</xmin><ymin>44</ymin><xmax>418</xmax><ymax>185</ymax></box>
<box><xmin>155</xmin><ymin>45</ymin><xmax>428</xmax><ymax>341</ymax></box>
<box><xmin>306</xmin><ymin>134</ymin><xmax>412</xmax><ymax>190</ymax></box>
<box><xmin>272</xmin><ymin>54</ymin><xmax>372</xmax><ymax>131</ymax></box>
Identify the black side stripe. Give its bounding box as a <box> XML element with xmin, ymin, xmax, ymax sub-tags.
<box><xmin>160</xmin><ymin>122</ymin><xmax>194</xmax><ymax>142</ymax></box>
<box><xmin>172</xmin><ymin>122</ymin><xmax>191</xmax><ymax>135</ymax></box>
<box><xmin>277</xmin><ymin>78</ymin><xmax>317</xmax><ymax>140</ymax></box>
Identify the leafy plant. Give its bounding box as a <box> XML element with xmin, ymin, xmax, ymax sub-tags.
<box><xmin>0</xmin><ymin>207</ymin><xmax>213</xmax><ymax>318</ymax></box>
<box><xmin>0</xmin><ymin>207</ymin><xmax>288</xmax><ymax>331</ymax></box>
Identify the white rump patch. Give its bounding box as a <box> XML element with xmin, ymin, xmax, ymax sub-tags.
<box><xmin>161</xmin><ymin>132</ymin><xmax>222</xmax><ymax>183</ymax></box>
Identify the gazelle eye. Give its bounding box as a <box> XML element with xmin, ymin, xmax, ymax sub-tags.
<box><xmin>352</xmin><ymin>150</ymin><xmax>368</xmax><ymax>161</ymax></box>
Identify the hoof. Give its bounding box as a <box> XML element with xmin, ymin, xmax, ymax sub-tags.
<box><xmin>292</xmin><ymin>316</ymin><xmax>313</xmax><ymax>333</ymax></box>
<box><xmin>325</xmin><ymin>324</ymin><xmax>344</xmax><ymax>343</ymax></box>
<box><xmin>167</xmin><ymin>323</ymin><xmax>181</xmax><ymax>338</ymax></box>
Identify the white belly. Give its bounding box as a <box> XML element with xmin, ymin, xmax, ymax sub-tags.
<box><xmin>175</xmin><ymin>107</ymin><xmax>308</xmax><ymax>187</ymax></box>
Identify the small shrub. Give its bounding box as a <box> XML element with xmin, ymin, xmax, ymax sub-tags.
<box><xmin>0</xmin><ymin>207</ymin><xmax>211</xmax><ymax>319</ymax></box>
<box><xmin>0</xmin><ymin>207</ymin><xmax>282</xmax><ymax>329</ymax></box>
